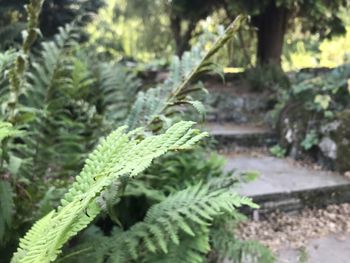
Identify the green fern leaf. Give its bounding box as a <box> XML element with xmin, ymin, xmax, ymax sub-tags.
<box><xmin>0</xmin><ymin>122</ymin><xmax>23</xmax><ymax>142</ymax></box>
<box><xmin>105</xmin><ymin>183</ymin><xmax>254</xmax><ymax>262</ymax></box>
<box><xmin>11</xmin><ymin>121</ymin><xmax>207</xmax><ymax>263</ymax></box>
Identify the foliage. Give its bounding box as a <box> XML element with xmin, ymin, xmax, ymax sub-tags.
<box><xmin>283</xmin><ymin>25</ymin><xmax>350</xmax><ymax>70</ymax></box>
<box><xmin>0</xmin><ymin>122</ymin><xmax>23</xmax><ymax>243</ymax></box>
<box><xmin>297</xmin><ymin>246</ymin><xmax>309</xmax><ymax>263</ymax></box>
<box><xmin>167</xmin><ymin>0</ymin><xmax>222</xmax><ymax>56</ymax></box>
<box><xmin>11</xmin><ymin>122</ymin><xmax>208</xmax><ymax>263</ymax></box>
<box><xmin>273</xmin><ymin>64</ymin><xmax>350</xmax><ymax>159</ymax></box>
<box><xmin>126</xmin><ymin>16</ymin><xmax>247</xmax><ymax>131</ymax></box>
<box><xmin>300</xmin><ymin>129</ymin><xmax>319</xmax><ymax>151</ymax></box>
<box><xmin>210</xmin><ymin>218</ymin><xmax>275</xmax><ymax>263</ymax></box>
<box><xmin>0</xmin><ymin>7</ymin><xmax>140</xmax><ymax>260</ymax></box>
<box><xmin>87</xmin><ymin>0</ymin><xmax>227</xmax><ymax>61</ymax></box>
<box><xmin>271</xmin><ymin>64</ymin><xmax>350</xmax><ymax>125</ymax></box>
<box><xmin>245</xmin><ymin>65</ymin><xmax>290</xmax><ymax>91</ymax></box>
<box><xmin>227</xmin><ymin>0</ymin><xmax>349</xmax><ymax>38</ymax></box>
<box><xmin>290</xmin><ymin>65</ymin><xmax>350</xmax><ymax>115</ymax></box>
<box><xmin>0</xmin><ymin>0</ymin><xmax>44</xmax><ymax>251</ymax></box>
<box><xmin>269</xmin><ymin>145</ymin><xmax>287</xmax><ymax>158</ymax></box>
<box><xmin>0</xmin><ymin>1</ymin><xmax>27</xmax><ymax>50</ymax></box>
<box><xmin>224</xmin><ymin>0</ymin><xmax>350</xmax><ymax>66</ymax></box>
<box><xmin>0</xmin><ymin>0</ymin><xmax>103</xmax><ymax>46</ymax></box>
<box><xmin>87</xmin><ymin>0</ymin><xmax>174</xmax><ymax>61</ymax></box>
<box><xmin>0</xmin><ymin>8</ymin><xmax>273</xmax><ymax>263</ymax></box>
<box><xmin>144</xmin><ymin>150</ymin><xmax>233</xmax><ymax>191</ymax></box>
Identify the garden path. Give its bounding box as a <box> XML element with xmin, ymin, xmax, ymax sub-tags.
<box><xmin>205</xmin><ymin>79</ymin><xmax>350</xmax><ymax>262</ymax></box>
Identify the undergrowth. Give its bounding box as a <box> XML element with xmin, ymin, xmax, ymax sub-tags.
<box><xmin>0</xmin><ymin>2</ymin><xmax>274</xmax><ymax>262</ymax></box>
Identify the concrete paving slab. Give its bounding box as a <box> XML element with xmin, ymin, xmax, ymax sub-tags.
<box><xmin>224</xmin><ymin>154</ymin><xmax>350</xmax><ymax>197</ymax></box>
<box><xmin>277</xmin><ymin>234</ymin><xmax>350</xmax><ymax>263</ymax></box>
<box><xmin>205</xmin><ymin>123</ymin><xmax>277</xmax><ymax>148</ymax></box>
<box><xmin>205</xmin><ymin>123</ymin><xmax>271</xmax><ymax>136</ymax></box>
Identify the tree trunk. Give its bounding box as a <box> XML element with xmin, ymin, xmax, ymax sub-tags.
<box><xmin>170</xmin><ymin>15</ymin><xmax>196</xmax><ymax>57</ymax></box>
<box><xmin>253</xmin><ymin>0</ymin><xmax>288</xmax><ymax>67</ymax></box>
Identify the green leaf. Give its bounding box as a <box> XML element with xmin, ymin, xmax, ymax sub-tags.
<box><xmin>314</xmin><ymin>94</ymin><xmax>331</xmax><ymax>110</ymax></box>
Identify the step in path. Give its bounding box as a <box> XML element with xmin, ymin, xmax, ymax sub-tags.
<box><xmin>225</xmin><ymin>153</ymin><xmax>350</xmax><ymax>215</ymax></box>
<box><xmin>205</xmin><ymin>122</ymin><xmax>350</xmax><ymax>213</ymax></box>
<box><xmin>206</xmin><ymin>122</ymin><xmax>277</xmax><ymax>148</ymax></box>
<box><xmin>206</xmin><ymin>122</ymin><xmax>350</xmax><ymax>262</ymax></box>
<box><xmin>225</xmin><ymin>153</ymin><xmax>349</xmax><ymax>196</ymax></box>
<box><xmin>278</xmin><ymin>234</ymin><xmax>350</xmax><ymax>263</ymax></box>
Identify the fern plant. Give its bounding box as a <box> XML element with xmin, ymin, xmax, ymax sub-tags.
<box><xmin>112</xmin><ymin>184</ymin><xmax>255</xmax><ymax>263</ymax></box>
<box><xmin>89</xmin><ymin>60</ymin><xmax>140</xmax><ymax>126</ymax></box>
<box><xmin>0</xmin><ymin>122</ymin><xmax>23</xmax><ymax>243</ymax></box>
<box><xmin>1</xmin><ymin>6</ymin><xmax>272</xmax><ymax>262</ymax></box>
<box><xmin>61</xmin><ymin>184</ymin><xmax>256</xmax><ymax>263</ymax></box>
<box><xmin>5</xmin><ymin>0</ymin><xmax>44</xmax><ymax>123</ymax></box>
<box><xmin>208</xmin><ymin>212</ymin><xmax>276</xmax><ymax>263</ymax></box>
<box><xmin>0</xmin><ymin>0</ymin><xmax>44</xmax><ymax>249</ymax></box>
<box><xmin>22</xmin><ymin>23</ymin><xmax>97</xmax><ymax>178</ymax></box>
<box><xmin>11</xmin><ymin>122</ymin><xmax>208</xmax><ymax>263</ymax></box>
<box><xmin>0</xmin><ymin>20</ymin><xmax>142</xmax><ymax>255</ymax></box>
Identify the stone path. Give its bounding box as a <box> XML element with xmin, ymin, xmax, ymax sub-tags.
<box><xmin>206</xmin><ymin>123</ymin><xmax>271</xmax><ymax>136</ymax></box>
<box><xmin>224</xmin><ymin>153</ymin><xmax>350</xmax><ymax>197</ymax></box>
<box><xmin>278</xmin><ymin>234</ymin><xmax>350</xmax><ymax>263</ymax></box>
<box><xmin>206</xmin><ymin>122</ymin><xmax>277</xmax><ymax>148</ymax></box>
<box><xmin>204</xmin><ymin>123</ymin><xmax>350</xmax><ymax>206</ymax></box>
<box><xmin>205</xmin><ymin>122</ymin><xmax>350</xmax><ymax>262</ymax></box>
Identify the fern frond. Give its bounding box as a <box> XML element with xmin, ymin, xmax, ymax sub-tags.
<box><xmin>6</xmin><ymin>0</ymin><xmax>44</xmax><ymax>123</ymax></box>
<box><xmin>11</xmin><ymin>121</ymin><xmax>208</xmax><ymax>263</ymax></box>
<box><xmin>91</xmin><ymin>62</ymin><xmax>140</xmax><ymax>125</ymax></box>
<box><xmin>55</xmin><ymin>226</ymin><xmax>110</xmax><ymax>263</ymax></box>
<box><xmin>0</xmin><ymin>50</ymin><xmax>17</xmax><ymax>75</ymax></box>
<box><xmin>126</xmin><ymin>15</ymin><xmax>247</xmax><ymax>131</ymax></box>
<box><xmin>0</xmin><ymin>181</ymin><xmax>15</xmax><ymax>243</ymax></box>
<box><xmin>105</xmin><ymin>183</ymin><xmax>255</xmax><ymax>262</ymax></box>
<box><xmin>20</xmin><ymin>24</ymin><xmax>95</xmax><ymax>178</ymax></box>
<box><xmin>26</xmin><ymin>23</ymin><xmax>79</xmax><ymax>108</ymax></box>
<box><xmin>23</xmin><ymin>0</ymin><xmax>45</xmax><ymax>53</ymax></box>
<box><xmin>210</xmin><ymin>219</ymin><xmax>275</xmax><ymax>263</ymax></box>
<box><xmin>0</xmin><ymin>121</ymin><xmax>23</xmax><ymax>142</ymax></box>
<box><xmin>143</xmin><ymin>227</ymin><xmax>209</xmax><ymax>263</ymax></box>
<box><xmin>0</xmin><ymin>122</ymin><xmax>23</xmax><ymax>243</ymax></box>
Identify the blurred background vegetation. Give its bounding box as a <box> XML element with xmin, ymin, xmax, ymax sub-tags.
<box><xmin>1</xmin><ymin>0</ymin><xmax>349</xmax><ymax>70</ymax></box>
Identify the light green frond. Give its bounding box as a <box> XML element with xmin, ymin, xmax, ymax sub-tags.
<box><xmin>11</xmin><ymin>121</ymin><xmax>206</xmax><ymax>263</ymax></box>
<box><xmin>0</xmin><ymin>121</ymin><xmax>23</xmax><ymax>142</ymax></box>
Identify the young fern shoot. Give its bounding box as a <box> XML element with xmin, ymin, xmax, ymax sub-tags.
<box><xmin>126</xmin><ymin>15</ymin><xmax>247</xmax><ymax>131</ymax></box>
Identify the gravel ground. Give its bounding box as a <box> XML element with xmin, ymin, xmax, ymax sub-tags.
<box><xmin>236</xmin><ymin>203</ymin><xmax>350</xmax><ymax>252</ymax></box>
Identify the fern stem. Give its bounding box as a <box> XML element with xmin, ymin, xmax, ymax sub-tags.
<box><xmin>146</xmin><ymin>15</ymin><xmax>246</xmax><ymax>129</ymax></box>
<box><xmin>7</xmin><ymin>0</ymin><xmax>44</xmax><ymax>124</ymax></box>
<box><xmin>172</xmin><ymin>15</ymin><xmax>245</xmax><ymax>98</ymax></box>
